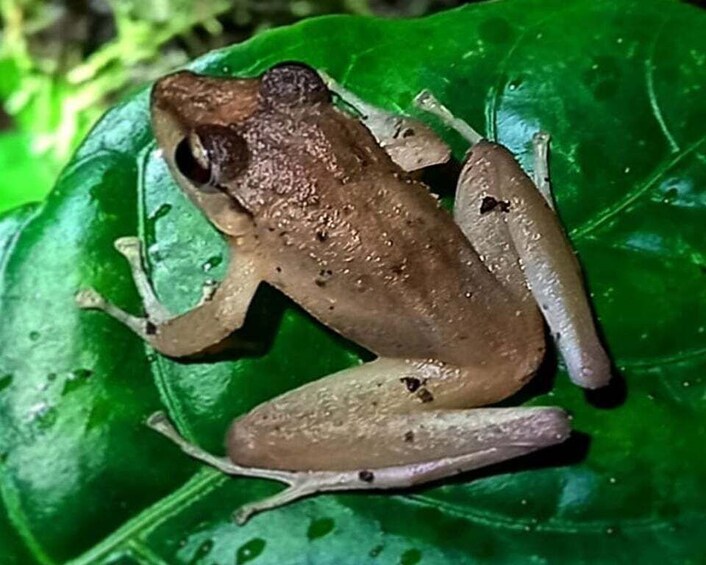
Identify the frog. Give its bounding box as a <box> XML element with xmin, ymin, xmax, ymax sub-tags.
<box><xmin>76</xmin><ymin>61</ymin><xmax>611</xmax><ymax>524</ymax></box>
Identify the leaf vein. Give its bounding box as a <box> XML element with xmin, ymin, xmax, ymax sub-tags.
<box><xmin>570</xmin><ymin>133</ymin><xmax>706</xmax><ymax>240</ymax></box>
<box><xmin>645</xmin><ymin>17</ymin><xmax>679</xmax><ymax>153</ymax></box>
<box><xmin>68</xmin><ymin>469</ymin><xmax>225</xmax><ymax>565</ymax></box>
<box><xmin>485</xmin><ymin>5</ymin><xmax>575</xmax><ymax>141</ymax></box>
<box><xmin>405</xmin><ymin>493</ymin><xmax>677</xmax><ymax>534</ymax></box>
<box><xmin>619</xmin><ymin>346</ymin><xmax>706</xmax><ymax>369</ymax></box>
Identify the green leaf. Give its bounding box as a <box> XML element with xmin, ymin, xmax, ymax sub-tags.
<box><xmin>0</xmin><ymin>132</ymin><xmax>57</xmax><ymax>214</ymax></box>
<box><xmin>1</xmin><ymin>0</ymin><xmax>705</xmax><ymax>562</ymax></box>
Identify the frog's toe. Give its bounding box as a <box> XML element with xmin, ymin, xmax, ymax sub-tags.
<box><xmin>114</xmin><ymin>236</ymin><xmax>141</xmax><ymax>256</ymax></box>
<box><xmin>75</xmin><ymin>287</ymin><xmax>106</xmax><ymax>309</ymax></box>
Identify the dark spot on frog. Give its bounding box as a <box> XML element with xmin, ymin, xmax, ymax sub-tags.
<box><xmin>145</xmin><ymin>321</ymin><xmax>157</xmax><ymax>335</ymax></box>
<box><xmin>316</xmin><ymin>230</ymin><xmax>329</xmax><ymax>242</ymax></box>
<box><xmin>555</xmin><ymin>332</ymin><xmax>561</xmax><ymax>341</ymax></box>
<box><xmin>358</xmin><ymin>470</ymin><xmax>375</xmax><ymax>483</ymax></box>
<box><xmin>390</xmin><ymin>263</ymin><xmax>405</xmax><ymax>275</ymax></box>
<box><xmin>417</xmin><ymin>388</ymin><xmax>434</xmax><ymax>403</ymax></box>
<box><xmin>480</xmin><ymin>195</ymin><xmax>510</xmax><ymax>214</ymax></box>
<box><xmin>480</xmin><ymin>196</ymin><xmax>498</xmax><ymax>214</ymax></box>
<box><xmin>275</xmin><ymin>266</ymin><xmax>282</xmax><ymax>273</ymax></box>
<box><xmin>315</xmin><ymin>269</ymin><xmax>333</xmax><ymax>287</ymax></box>
<box><xmin>405</xmin><ymin>216</ymin><xmax>426</xmax><ymax>228</ymax></box>
<box><xmin>400</xmin><ymin>377</ymin><xmax>422</xmax><ymax>393</ymax></box>
<box><xmin>404</xmin><ymin>431</ymin><xmax>415</xmax><ymax>443</ymax></box>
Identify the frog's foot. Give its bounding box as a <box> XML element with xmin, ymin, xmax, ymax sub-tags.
<box><xmin>147</xmin><ymin>411</ymin><xmax>348</xmax><ymax>525</ymax></box>
<box><xmin>532</xmin><ymin>131</ymin><xmax>555</xmax><ymax>210</ymax></box>
<box><xmin>113</xmin><ymin>236</ymin><xmax>172</xmax><ymax>323</ymax></box>
<box><xmin>75</xmin><ymin>287</ymin><xmax>153</xmax><ymax>338</ymax></box>
<box><xmin>413</xmin><ymin>90</ymin><xmax>483</xmax><ymax>146</ymax></box>
<box><xmin>198</xmin><ymin>278</ymin><xmax>220</xmax><ymax>306</ymax></box>
<box><xmin>75</xmin><ymin>236</ymin><xmax>174</xmax><ymax>339</ymax></box>
<box><xmin>319</xmin><ymin>70</ymin><xmax>450</xmax><ymax>172</ymax></box>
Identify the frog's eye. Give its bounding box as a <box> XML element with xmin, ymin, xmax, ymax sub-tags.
<box><xmin>174</xmin><ymin>125</ymin><xmax>249</xmax><ymax>191</ymax></box>
<box><xmin>260</xmin><ymin>61</ymin><xmax>330</xmax><ymax>106</ymax></box>
<box><xmin>175</xmin><ymin>135</ymin><xmax>212</xmax><ymax>188</ymax></box>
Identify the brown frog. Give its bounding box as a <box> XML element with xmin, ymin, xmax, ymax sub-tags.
<box><xmin>76</xmin><ymin>62</ymin><xmax>611</xmax><ymax>523</ymax></box>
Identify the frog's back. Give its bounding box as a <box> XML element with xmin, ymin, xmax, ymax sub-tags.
<box><xmin>231</xmin><ymin>103</ymin><xmax>534</xmax><ymax>366</ymax></box>
<box><xmin>258</xmin><ymin>169</ymin><xmax>531</xmax><ymax>366</ymax></box>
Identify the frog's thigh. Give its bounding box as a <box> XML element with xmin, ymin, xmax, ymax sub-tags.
<box><xmin>227</xmin><ymin>358</ymin><xmax>569</xmax><ymax>472</ymax></box>
<box><xmin>456</xmin><ymin>141</ymin><xmax>611</xmax><ymax>389</ymax></box>
<box><xmin>453</xmin><ymin>148</ymin><xmax>530</xmax><ymax>302</ymax></box>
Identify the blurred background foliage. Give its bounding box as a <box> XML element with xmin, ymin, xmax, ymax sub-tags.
<box><xmin>0</xmin><ymin>0</ymin><xmax>463</xmax><ymax>214</ymax></box>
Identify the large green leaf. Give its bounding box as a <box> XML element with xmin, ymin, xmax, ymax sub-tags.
<box><xmin>1</xmin><ymin>0</ymin><xmax>705</xmax><ymax>562</ymax></box>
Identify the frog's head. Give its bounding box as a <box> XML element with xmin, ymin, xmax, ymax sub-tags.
<box><xmin>150</xmin><ymin>62</ymin><xmax>330</xmax><ymax>235</ymax></box>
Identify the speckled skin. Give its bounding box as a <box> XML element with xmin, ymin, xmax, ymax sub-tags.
<box><xmin>148</xmin><ymin>65</ymin><xmax>554</xmax><ymax>472</ymax></box>
<box><xmin>138</xmin><ymin>63</ymin><xmax>606</xmax><ymax>473</ymax></box>
<box><xmin>152</xmin><ymin>68</ymin><xmax>540</xmax><ymax>368</ymax></box>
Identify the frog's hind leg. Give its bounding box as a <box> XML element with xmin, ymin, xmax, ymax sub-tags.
<box><xmin>319</xmin><ymin>71</ymin><xmax>450</xmax><ymax>171</ymax></box>
<box><xmin>149</xmin><ymin>405</ymin><xmax>568</xmax><ymax>525</ymax></box>
<box><xmin>153</xmin><ymin>358</ymin><xmax>570</xmax><ymax>523</ymax></box>
<box><xmin>414</xmin><ymin>90</ymin><xmax>611</xmax><ymax>389</ymax></box>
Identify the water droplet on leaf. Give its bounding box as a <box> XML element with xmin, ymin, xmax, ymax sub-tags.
<box><xmin>400</xmin><ymin>548</ymin><xmax>422</xmax><ymax>565</ymax></box>
<box><xmin>236</xmin><ymin>538</ymin><xmax>266</xmax><ymax>564</ymax></box>
<box><xmin>188</xmin><ymin>539</ymin><xmax>214</xmax><ymax>564</ymax></box>
<box><xmin>202</xmin><ymin>255</ymin><xmax>223</xmax><ymax>272</ymax></box>
<box><xmin>0</xmin><ymin>374</ymin><xmax>13</xmax><ymax>393</ymax></box>
<box><xmin>307</xmin><ymin>517</ymin><xmax>335</xmax><ymax>540</ymax></box>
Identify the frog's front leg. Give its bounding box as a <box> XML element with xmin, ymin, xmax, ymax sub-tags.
<box><xmin>415</xmin><ymin>92</ymin><xmax>611</xmax><ymax>389</ymax></box>
<box><xmin>76</xmin><ymin>237</ymin><xmax>261</xmax><ymax>357</ymax></box>
<box><xmin>148</xmin><ymin>358</ymin><xmax>569</xmax><ymax>524</ymax></box>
